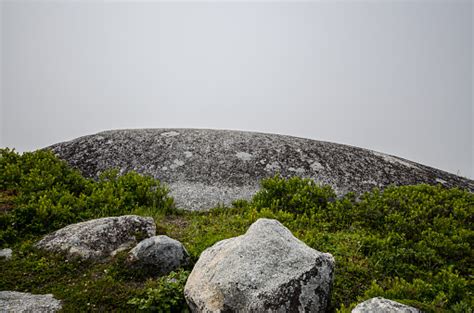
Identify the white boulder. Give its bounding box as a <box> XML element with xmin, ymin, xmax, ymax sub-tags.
<box><xmin>35</xmin><ymin>215</ymin><xmax>155</xmax><ymax>261</ymax></box>
<box><xmin>352</xmin><ymin>297</ymin><xmax>420</xmax><ymax>313</ymax></box>
<box><xmin>184</xmin><ymin>218</ymin><xmax>335</xmax><ymax>312</ymax></box>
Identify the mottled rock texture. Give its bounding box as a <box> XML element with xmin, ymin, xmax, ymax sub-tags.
<box><xmin>35</xmin><ymin>215</ymin><xmax>155</xmax><ymax>261</ymax></box>
<box><xmin>184</xmin><ymin>218</ymin><xmax>335</xmax><ymax>312</ymax></box>
<box><xmin>0</xmin><ymin>248</ymin><xmax>12</xmax><ymax>260</ymax></box>
<box><xmin>127</xmin><ymin>235</ymin><xmax>190</xmax><ymax>275</ymax></box>
<box><xmin>0</xmin><ymin>291</ymin><xmax>62</xmax><ymax>312</ymax></box>
<box><xmin>48</xmin><ymin>128</ymin><xmax>474</xmax><ymax>211</ymax></box>
<box><xmin>352</xmin><ymin>297</ymin><xmax>420</xmax><ymax>313</ymax></box>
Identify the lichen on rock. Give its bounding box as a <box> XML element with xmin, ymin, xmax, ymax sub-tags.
<box><xmin>0</xmin><ymin>291</ymin><xmax>62</xmax><ymax>312</ymax></box>
<box><xmin>127</xmin><ymin>235</ymin><xmax>190</xmax><ymax>275</ymax></box>
<box><xmin>35</xmin><ymin>215</ymin><xmax>156</xmax><ymax>261</ymax></box>
<box><xmin>352</xmin><ymin>297</ymin><xmax>420</xmax><ymax>313</ymax></box>
<box><xmin>184</xmin><ymin>218</ymin><xmax>335</xmax><ymax>312</ymax></box>
<box><xmin>47</xmin><ymin>128</ymin><xmax>474</xmax><ymax>211</ymax></box>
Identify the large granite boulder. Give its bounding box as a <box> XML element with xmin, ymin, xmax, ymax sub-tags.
<box><xmin>35</xmin><ymin>215</ymin><xmax>155</xmax><ymax>261</ymax></box>
<box><xmin>47</xmin><ymin>129</ymin><xmax>474</xmax><ymax>211</ymax></box>
<box><xmin>352</xmin><ymin>297</ymin><xmax>420</xmax><ymax>312</ymax></box>
<box><xmin>0</xmin><ymin>291</ymin><xmax>62</xmax><ymax>312</ymax></box>
<box><xmin>127</xmin><ymin>235</ymin><xmax>190</xmax><ymax>275</ymax></box>
<box><xmin>184</xmin><ymin>218</ymin><xmax>335</xmax><ymax>312</ymax></box>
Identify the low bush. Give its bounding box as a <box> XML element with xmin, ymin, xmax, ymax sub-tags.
<box><xmin>128</xmin><ymin>270</ymin><xmax>190</xmax><ymax>312</ymax></box>
<box><xmin>160</xmin><ymin>176</ymin><xmax>473</xmax><ymax>312</ymax></box>
<box><xmin>0</xmin><ymin>148</ymin><xmax>174</xmax><ymax>246</ymax></box>
<box><xmin>1</xmin><ymin>151</ymin><xmax>472</xmax><ymax>312</ymax></box>
<box><xmin>251</xmin><ymin>175</ymin><xmax>336</xmax><ymax>214</ymax></box>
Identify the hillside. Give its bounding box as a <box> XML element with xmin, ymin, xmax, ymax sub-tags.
<box><xmin>0</xmin><ymin>147</ymin><xmax>472</xmax><ymax>312</ymax></box>
<box><xmin>48</xmin><ymin>129</ymin><xmax>474</xmax><ymax>211</ymax></box>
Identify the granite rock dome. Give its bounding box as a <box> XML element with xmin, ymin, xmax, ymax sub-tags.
<box><xmin>47</xmin><ymin>128</ymin><xmax>473</xmax><ymax>210</ymax></box>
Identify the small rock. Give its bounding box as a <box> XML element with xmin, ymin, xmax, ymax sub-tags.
<box><xmin>0</xmin><ymin>248</ymin><xmax>12</xmax><ymax>260</ymax></box>
<box><xmin>35</xmin><ymin>215</ymin><xmax>156</xmax><ymax>261</ymax></box>
<box><xmin>236</xmin><ymin>152</ymin><xmax>253</xmax><ymax>161</ymax></box>
<box><xmin>184</xmin><ymin>218</ymin><xmax>335</xmax><ymax>312</ymax></box>
<box><xmin>170</xmin><ymin>159</ymin><xmax>185</xmax><ymax>169</ymax></box>
<box><xmin>352</xmin><ymin>297</ymin><xmax>420</xmax><ymax>313</ymax></box>
<box><xmin>265</xmin><ymin>161</ymin><xmax>281</xmax><ymax>172</ymax></box>
<box><xmin>0</xmin><ymin>291</ymin><xmax>62</xmax><ymax>312</ymax></box>
<box><xmin>127</xmin><ymin>235</ymin><xmax>190</xmax><ymax>275</ymax></box>
<box><xmin>311</xmin><ymin>161</ymin><xmax>325</xmax><ymax>171</ymax></box>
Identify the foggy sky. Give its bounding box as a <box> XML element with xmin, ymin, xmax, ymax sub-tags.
<box><xmin>1</xmin><ymin>1</ymin><xmax>473</xmax><ymax>178</ymax></box>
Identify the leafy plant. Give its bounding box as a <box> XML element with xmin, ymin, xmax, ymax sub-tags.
<box><xmin>128</xmin><ymin>270</ymin><xmax>190</xmax><ymax>312</ymax></box>
<box><xmin>0</xmin><ymin>148</ymin><xmax>174</xmax><ymax>246</ymax></box>
<box><xmin>251</xmin><ymin>175</ymin><xmax>336</xmax><ymax>214</ymax></box>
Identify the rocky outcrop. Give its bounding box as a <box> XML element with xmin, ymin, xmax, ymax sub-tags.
<box><xmin>35</xmin><ymin>215</ymin><xmax>155</xmax><ymax>261</ymax></box>
<box><xmin>47</xmin><ymin>129</ymin><xmax>474</xmax><ymax>211</ymax></box>
<box><xmin>0</xmin><ymin>291</ymin><xmax>62</xmax><ymax>312</ymax></box>
<box><xmin>184</xmin><ymin>218</ymin><xmax>335</xmax><ymax>312</ymax></box>
<box><xmin>127</xmin><ymin>235</ymin><xmax>190</xmax><ymax>275</ymax></box>
<box><xmin>352</xmin><ymin>297</ymin><xmax>420</xmax><ymax>312</ymax></box>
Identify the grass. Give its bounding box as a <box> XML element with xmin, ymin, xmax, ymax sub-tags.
<box><xmin>1</xmin><ymin>148</ymin><xmax>473</xmax><ymax>312</ymax></box>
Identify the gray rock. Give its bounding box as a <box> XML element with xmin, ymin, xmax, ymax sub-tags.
<box><xmin>127</xmin><ymin>235</ymin><xmax>190</xmax><ymax>275</ymax></box>
<box><xmin>352</xmin><ymin>297</ymin><xmax>420</xmax><ymax>312</ymax></box>
<box><xmin>35</xmin><ymin>215</ymin><xmax>155</xmax><ymax>261</ymax></box>
<box><xmin>0</xmin><ymin>248</ymin><xmax>12</xmax><ymax>260</ymax></box>
<box><xmin>184</xmin><ymin>218</ymin><xmax>335</xmax><ymax>312</ymax></box>
<box><xmin>0</xmin><ymin>291</ymin><xmax>62</xmax><ymax>312</ymax></box>
<box><xmin>47</xmin><ymin>129</ymin><xmax>474</xmax><ymax>211</ymax></box>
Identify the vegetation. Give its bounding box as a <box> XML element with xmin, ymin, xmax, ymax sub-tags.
<box><xmin>128</xmin><ymin>270</ymin><xmax>190</xmax><ymax>312</ymax></box>
<box><xmin>1</xmin><ymin>148</ymin><xmax>472</xmax><ymax>312</ymax></box>
<box><xmin>0</xmin><ymin>148</ymin><xmax>174</xmax><ymax>246</ymax></box>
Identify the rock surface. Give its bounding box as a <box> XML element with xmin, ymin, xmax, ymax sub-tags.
<box><xmin>0</xmin><ymin>248</ymin><xmax>12</xmax><ymax>260</ymax></box>
<box><xmin>184</xmin><ymin>218</ymin><xmax>335</xmax><ymax>312</ymax></box>
<box><xmin>0</xmin><ymin>291</ymin><xmax>62</xmax><ymax>312</ymax></box>
<box><xmin>35</xmin><ymin>215</ymin><xmax>156</xmax><ymax>261</ymax></box>
<box><xmin>47</xmin><ymin>128</ymin><xmax>474</xmax><ymax>210</ymax></box>
<box><xmin>352</xmin><ymin>297</ymin><xmax>420</xmax><ymax>312</ymax></box>
<box><xmin>127</xmin><ymin>235</ymin><xmax>190</xmax><ymax>275</ymax></box>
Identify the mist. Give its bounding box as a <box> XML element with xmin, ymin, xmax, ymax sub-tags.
<box><xmin>1</xmin><ymin>1</ymin><xmax>472</xmax><ymax>178</ymax></box>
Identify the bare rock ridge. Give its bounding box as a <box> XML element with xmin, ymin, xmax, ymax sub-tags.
<box><xmin>48</xmin><ymin>128</ymin><xmax>474</xmax><ymax>211</ymax></box>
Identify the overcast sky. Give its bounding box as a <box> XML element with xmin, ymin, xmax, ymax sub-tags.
<box><xmin>1</xmin><ymin>1</ymin><xmax>472</xmax><ymax>178</ymax></box>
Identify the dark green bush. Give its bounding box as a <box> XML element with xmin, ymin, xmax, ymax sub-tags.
<box><xmin>0</xmin><ymin>148</ymin><xmax>174</xmax><ymax>245</ymax></box>
<box><xmin>128</xmin><ymin>270</ymin><xmax>190</xmax><ymax>312</ymax></box>
<box><xmin>251</xmin><ymin>175</ymin><xmax>336</xmax><ymax>214</ymax></box>
<box><xmin>357</xmin><ymin>267</ymin><xmax>473</xmax><ymax>312</ymax></box>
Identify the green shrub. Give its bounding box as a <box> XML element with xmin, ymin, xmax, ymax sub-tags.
<box><xmin>162</xmin><ymin>176</ymin><xmax>473</xmax><ymax>312</ymax></box>
<box><xmin>355</xmin><ymin>267</ymin><xmax>473</xmax><ymax>312</ymax></box>
<box><xmin>251</xmin><ymin>175</ymin><xmax>336</xmax><ymax>214</ymax></box>
<box><xmin>1</xmin><ymin>150</ymin><xmax>472</xmax><ymax>312</ymax></box>
<box><xmin>0</xmin><ymin>149</ymin><xmax>174</xmax><ymax>246</ymax></box>
<box><xmin>0</xmin><ymin>242</ymin><xmax>156</xmax><ymax>312</ymax></box>
<box><xmin>128</xmin><ymin>270</ymin><xmax>190</xmax><ymax>312</ymax></box>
